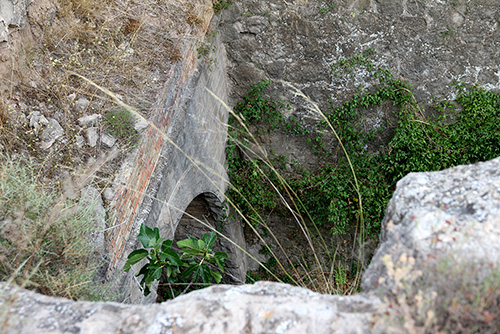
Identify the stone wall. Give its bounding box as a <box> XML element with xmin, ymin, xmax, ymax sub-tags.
<box><xmin>105</xmin><ymin>8</ymin><xmax>214</xmax><ymax>271</ymax></box>
<box><xmin>219</xmin><ymin>0</ymin><xmax>500</xmax><ymax>275</ymax></box>
<box><xmin>220</xmin><ymin>0</ymin><xmax>500</xmax><ymax>169</ymax></box>
<box><xmin>222</xmin><ymin>0</ymin><xmax>500</xmax><ymax>106</ymax></box>
<box><xmin>0</xmin><ymin>0</ymin><xmax>32</xmax><ymax>42</ymax></box>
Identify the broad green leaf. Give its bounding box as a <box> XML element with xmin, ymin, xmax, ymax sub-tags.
<box><xmin>214</xmin><ymin>252</ymin><xmax>228</xmax><ymax>271</ymax></box>
<box><xmin>149</xmin><ymin>228</ymin><xmax>161</xmax><ymax>248</ymax></box>
<box><xmin>143</xmin><ymin>285</ymin><xmax>151</xmax><ymax>296</ymax></box>
<box><xmin>166</xmin><ymin>266</ymin><xmax>173</xmax><ymax>278</ymax></box>
<box><xmin>143</xmin><ymin>274</ymin><xmax>154</xmax><ymax>296</ymax></box>
<box><xmin>161</xmin><ymin>239</ymin><xmax>173</xmax><ymax>251</ymax></box>
<box><xmin>197</xmin><ymin>239</ymin><xmax>206</xmax><ymax>250</ymax></box>
<box><xmin>214</xmin><ymin>251</ymin><xmax>228</xmax><ymax>260</ymax></box>
<box><xmin>123</xmin><ymin>249</ymin><xmax>149</xmax><ymax>272</ymax></box>
<box><xmin>180</xmin><ymin>253</ymin><xmax>192</xmax><ymax>261</ymax></box>
<box><xmin>182</xmin><ymin>248</ymin><xmax>204</xmax><ymax>257</ymax></box>
<box><xmin>152</xmin><ymin>237</ymin><xmax>164</xmax><ymax>250</ymax></box>
<box><xmin>199</xmin><ymin>264</ymin><xmax>211</xmax><ymax>283</ymax></box>
<box><xmin>137</xmin><ymin>224</ymin><xmax>159</xmax><ymax>248</ymax></box>
<box><xmin>177</xmin><ymin>238</ymin><xmax>197</xmax><ymax>250</ymax></box>
<box><xmin>211</xmin><ymin>270</ymin><xmax>222</xmax><ymax>283</ymax></box>
<box><xmin>137</xmin><ymin>263</ymin><xmax>150</xmax><ymax>277</ymax></box>
<box><xmin>180</xmin><ymin>265</ymin><xmax>199</xmax><ymax>281</ymax></box>
<box><xmin>159</xmin><ymin>249</ymin><xmax>184</xmax><ymax>266</ymax></box>
<box><xmin>202</xmin><ymin>232</ymin><xmax>217</xmax><ymax>249</ymax></box>
<box><xmin>152</xmin><ymin>266</ymin><xmax>162</xmax><ymax>281</ymax></box>
<box><xmin>192</xmin><ymin>266</ymin><xmax>201</xmax><ymax>282</ymax></box>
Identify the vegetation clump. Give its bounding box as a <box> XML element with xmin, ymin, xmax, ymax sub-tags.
<box><xmin>212</xmin><ymin>0</ymin><xmax>232</xmax><ymax>13</ymax></box>
<box><xmin>226</xmin><ymin>50</ymin><xmax>500</xmax><ymax>291</ymax></box>
<box><xmin>104</xmin><ymin>108</ymin><xmax>139</xmax><ymax>145</ymax></box>
<box><xmin>0</xmin><ymin>158</ymin><xmax>109</xmax><ymax>301</ymax></box>
<box><xmin>124</xmin><ymin>224</ymin><xmax>228</xmax><ymax>299</ymax></box>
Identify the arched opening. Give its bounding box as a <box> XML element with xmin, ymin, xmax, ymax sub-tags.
<box><xmin>156</xmin><ymin>193</ymin><xmax>246</xmax><ymax>302</ymax></box>
<box><xmin>174</xmin><ymin>193</ymin><xmax>221</xmax><ymax>242</ymax></box>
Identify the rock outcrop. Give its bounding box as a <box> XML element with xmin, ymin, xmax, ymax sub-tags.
<box><xmin>0</xmin><ymin>0</ymin><xmax>32</xmax><ymax>42</ymax></box>
<box><xmin>363</xmin><ymin>157</ymin><xmax>500</xmax><ymax>296</ymax></box>
<box><xmin>0</xmin><ymin>282</ymin><xmax>382</xmax><ymax>334</ymax></box>
<box><xmin>2</xmin><ymin>157</ymin><xmax>500</xmax><ymax>333</ymax></box>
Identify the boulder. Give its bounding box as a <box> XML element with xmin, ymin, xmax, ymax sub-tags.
<box><xmin>40</xmin><ymin>118</ymin><xmax>64</xmax><ymax>149</ymax></box>
<box><xmin>0</xmin><ymin>282</ymin><xmax>381</xmax><ymax>334</ymax></box>
<box><xmin>362</xmin><ymin>157</ymin><xmax>500</xmax><ymax>296</ymax></box>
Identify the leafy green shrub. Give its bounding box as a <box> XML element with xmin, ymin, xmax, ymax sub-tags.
<box><xmin>226</xmin><ymin>80</ymin><xmax>289</xmax><ymax>226</ymax></box>
<box><xmin>228</xmin><ymin>69</ymin><xmax>500</xmax><ymax>241</ymax></box>
<box><xmin>124</xmin><ymin>223</ymin><xmax>228</xmax><ymax>297</ymax></box>
<box><xmin>228</xmin><ymin>50</ymin><xmax>500</xmax><ymax>294</ymax></box>
<box><xmin>0</xmin><ymin>158</ymin><xmax>108</xmax><ymax>301</ymax></box>
<box><xmin>104</xmin><ymin>108</ymin><xmax>139</xmax><ymax>145</ymax></box>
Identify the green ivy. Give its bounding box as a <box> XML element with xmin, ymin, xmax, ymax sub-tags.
<box><xmin>227</xmin><ymin>53</ymin><xmax>500</xmax><ymax>242</ymax></box>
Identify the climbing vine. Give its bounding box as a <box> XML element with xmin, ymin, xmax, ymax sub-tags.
<box><xmin>227</xmin><ymin>51</ymin><xmax>500</xmax><ymax>240</ymax></box>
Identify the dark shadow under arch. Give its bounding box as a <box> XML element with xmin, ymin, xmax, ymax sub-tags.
<box><xmin>174</xmin><ymin>193</ymin><xmax>224</xmax><ymax>242</ymax></box>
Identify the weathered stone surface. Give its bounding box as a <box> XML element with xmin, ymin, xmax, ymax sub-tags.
<box><xmin>85</xmin><ymin>127</ymin><xmax>99</xmax><ymax>147</ymax></box>
<box><xmin>2</xmin><ymin>0</ymin><xmax>32</xmax><ymax>27</ymax></box>
<box><xmin>105</xmin><ymin>32</ymin><xmax>238</xmax><ymax>304</ymax></box>
<box><xmin>103</xmin><ymin>187</ymin><xmax>115</xmax><ymax>202</ymax></box>
<box><xmin>77</xmin><ymin>114</ymin><xmax>101</xmax><ymax>128</ymax></box>
<box><xmin>362</xmin><ymin>157</ymin><xmax>500</xmax><ymax>295</ymax></box>
<box><xmin>0</xmin><ymin>16</ymin><xmax>8</xmax><ymax>42</ymax></box>
<box><xmin>73</xmin><ymin>97</ymin><xmax>90</xmax><ymax>113</ymax></box>
<box><xmin>0</xmin><ymin>0</ymin><xmax>32</xmax><ymax>42</ymax></box>
<box><xmin>133</xmin><ymin>116</ymin><xmax>149</xmax><ymax>131</ymax></box>
<box><xmin>28</xmin><ymin>111</ymin><xmax>48</xmax><ymax>132</ymax></box>
<box><xmin>101</xmin><ymin>132</ymin><xmax>116</xmax><ymax>148</ymax></box>
<box><xmin>1</xmin><ymin>281</ymin><xmax>381</xmax><ymax>334</ymax></box>
<box><xmin>3</xmin><ymin>156</ymin><xmax>500</xmax><ymax>332</ymax></box>
<box><xmin>75</xmin><ymin>135</ymin><xmax>85</xmax><ymax>147</ymax></box>
<box><xmin>221</xmin><ymin>0</ymin><xmax>500</xmax><ymax>168</ymax></box>
<box><xmin>3</xmin><ymin>0</ymin><xmax>500</xmax><ymax>331</ymax></box>
<box><xmin>40</xmin><ymin>118</ymin><xmax>64</xmax><ymax>149</ymax></box>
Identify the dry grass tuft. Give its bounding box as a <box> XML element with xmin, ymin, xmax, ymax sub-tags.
<box><xmin>0</xmin><ymin>154</ymin><xmax>116</xmax><ymax>301</ymax></box>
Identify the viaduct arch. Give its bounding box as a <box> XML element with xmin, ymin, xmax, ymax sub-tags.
<box><xmin>105</xmin><ymin>19</ymin><xmax>245</xmax><ymax>303</ymax></box>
